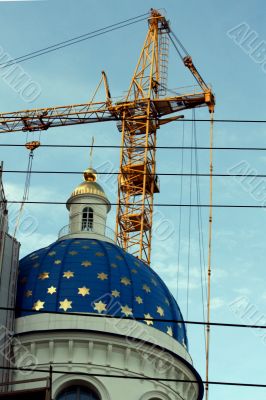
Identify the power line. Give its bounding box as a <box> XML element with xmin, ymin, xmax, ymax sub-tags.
<box><xmin>5</xmin><ymin>201</ymin><xmax>266</xmax><ymax>208</ymax></box>
<box><xmin>1</xmin><ymin>170</ymin><xmax>265</xmax><ymax>179</ymax></box>
<box><xmin>1</xmin><ymin>144</ymin><xmax>266</xmax><ymax>151</ymax></box>
<box><xmin>0</xmin><ymin>113</ymin><xmax>266</xmax><ymax>124</ymax></box>
<box><xmin>0</xmin><ymin>365</ymin><xmax>265</xmax><ymax>388</ymax></box>
<box><xmin>174</xmin><ymin>118</ymin><xmax>266</xmax><ymax>124</ymax></box>
<box><xmin>2</xmin><ymin>306</ymin><xmax>266</xmax><ymax>329</ymax></box>
<box><xmin>0</xmin><ymin>13</ymin><xmax>149</xmax><ymax>69</ymax></box>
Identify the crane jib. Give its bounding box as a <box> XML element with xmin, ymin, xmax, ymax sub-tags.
<box><xmin>0</xmin><ymin>93</ymin><xmax>211</xmax><ymax>134</ymax></box>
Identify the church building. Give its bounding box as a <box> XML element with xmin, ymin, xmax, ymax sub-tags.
<box><xmin>0</xmin><ymin>163</ymin><xmax>203</xmax><ymax>400</ymax></box>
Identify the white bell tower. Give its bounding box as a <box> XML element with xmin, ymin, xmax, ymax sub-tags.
<box><xmin>58</xmin><ymin>166</ymin><xmax>112</xmax><ymax>242</ymax></box>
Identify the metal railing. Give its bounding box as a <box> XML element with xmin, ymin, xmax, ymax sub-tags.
<box><xmin>58</xmin><ymin>221</ymin><xmax>115</xmax><ymax>242</ymax></box>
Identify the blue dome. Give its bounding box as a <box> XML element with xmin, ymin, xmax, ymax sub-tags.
<box><xmin>16</xmin><ymin>238</ymin><xmax>188</xmax><ymax>348</ymax></box>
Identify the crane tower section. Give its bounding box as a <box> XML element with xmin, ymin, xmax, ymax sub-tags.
<box><xmin>115</xmin><ymin>10</ymin><xmax>170</xmax><ymax>264</ymax></box>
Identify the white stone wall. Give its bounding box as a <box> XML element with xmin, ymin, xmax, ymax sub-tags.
<box><xmin>13</xmin><ymin>315</ymin><xmax>203</xmax><ymax>400</ymax></box>
<box><xmin>69</xmin><ymin>195</ymin><xmax>108</xmax><ymax>235</ymax></box>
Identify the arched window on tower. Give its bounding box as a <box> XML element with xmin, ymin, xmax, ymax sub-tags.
<box><xmin>82</xmin><ymin>207</ymin><xmax>94</xmax><ymax>231</ymax></box>
<box><xmin>57</xmin><ymin>385</ymin><xmax>100</xmax><ymax>400</ymax></box>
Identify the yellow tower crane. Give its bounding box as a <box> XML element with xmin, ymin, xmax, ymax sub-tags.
<box><xmin>0</xmin><ymin>8</ymin><xmax>215</xmax><ymax>265</ymax></box>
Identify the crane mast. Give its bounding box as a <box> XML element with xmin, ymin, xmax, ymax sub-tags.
<box><xmin>114</xmin><ymin>9</ymin><xmax>169</xmax><ymax>264</ymax></box>
<box><xmin>0</xmin><ymin>9</ymin><xmax>215</xmax><ymax>266</ymax></box>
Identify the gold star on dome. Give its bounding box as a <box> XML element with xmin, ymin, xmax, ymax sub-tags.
<box><xmin>142</xmin><ymin>284</ymin><xmax>151</xmax><ymax>293</ymax></box>
<box><xmin>134</xmin><ymin>261</ymin><xmax>140</xmax><ymax>267</ymax></box>
<box><xmin>47</xmin><ymin>286</ymin><xmax>56</xmax><ymax>295</ymax></box>
<box><xmin>131</xmin><ymin>269</ymin><xmax>137</xmax><ymax>274</ymax></box>
<box><xmin>135</xmin><ymin>296</ymin><xmax>143</xmax><ymax>304</ymax></box>
<box><xmin>167</xmin><ymin>326</ymin><xmax>173</xmax><ymax>337</ymax></box>
<box><xmin>116</xmin><ymin>255</ymin><xmax>123</xmax><ymax>260</ymax></box>
<box><xmin>63</xmin><ymin>271</ymin><xmax>74</xmax><ymax>279</ymax></box>
<box><xmin>121</xmin><ymin>305</ymin><xmax>133</xmax><ymax>317</ymax></box>
<box><xmin>81</xmin><ymin>260</ymin><xmax>92</xmax><ymax>267</ymax></box>
<box><xmin>91</xmin><ymin>241</ymin><xmax>97</xmax><ymax>245</ymax></box>
<box><xmin>73</xmin><ymin>241</ymin><xmax>80</xmax><ymax>244</ymax></box>
<box><xmin>144</xmin><ymin>313</ymin><xmax>153</xmax><ymax>326</ymax></box>
<box><xmin>48</xmin><ymin>251</ymin><xmax>56</xmax><ymax>256</ymax></box>
<box><xmin>93</xmin><ymin>301</ymin><xmax>107</xmax><ymax>314</ymax></box>
<box><xmin>54</xmin><ymin>260</ymin><xmax>62</xmax><ymax>265</ymax></box>
<box><xmin>165</xmin><ymin>298</ymin><xmax>170</xmax><ymax>306</ymax></box>
<box><xmin>69</xmin><ymin>251</ymin><xmax>78</xmax><ymax>256</ymax></box>
<box><xmin>78</xmin><ymin>287</ymin><xmax>90</xmax><ymax>296</ymax></box>
<box><xmin>59</xmin><ymin>299</ymin><xmax>72</xmax><ymax>312</ymax></box>
<box><xmin>33</xmin><ymin>263</ymin><xmax>39</xmax><ymax>268</ymax></box>
<box><xmin>111</xmin><ymin>263</ymin><xmax>117</xmax><ymax>268</ymax></box>
<box><xmin>151</xmin><ymin>278</ymin><xmax>158</xmax><ymax>286</ymax></box>
<box><xmin>31</xmin><ymin>255</ymin><xmax>39</xmax><ymax>260</ymax></box>
<box><xmin>157</xmin><ymin>306</ymin><xmax>164</xmax><ymax>317</ymax></box>
<box><xmin>38</xmin><ymin>272</ymin><xmax>49</xmax><ymax>280</ymax></box>
<box><xmin>97</xmin><ymin>272</ymin><xmax>108</xmax><ymax>281</ymax></box>
<box><xmin>111</xmin><ymin>290</ymin><xmax>120</xmax><ymax>298</ymax></box>
<box><xmin>32</xmin><ymin>300</ymin><xmax>45</xmax><ymax>311</ymax></box>
<box><xmin>25</xmin><ymin>290</ymin><xmax>32</xmax><ymax>298</ymax></box>
<box><xmin>120</xmin><ymin>277</ymin><xmax>131</xmax><ymax>286</ymax></box>
<box><xmin>95</xmin><ymin>252</ymin><xmax>104</xmax><ymax>257</ymax></box>
<box><xmin>60</xmin><ymin>244</ymin><xmax>66</xmax><ymax>247</ymax></box>
<box><xmin>82</xmin><ymin>245</ymin><xmax>90</xmax><ymax>250</ymax></box>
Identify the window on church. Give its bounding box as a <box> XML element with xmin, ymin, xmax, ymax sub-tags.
<box><xmin>57</xmin><ymin>385</ymin><xmax>100</xmax><ymax>400</ymax></box>
<box><xmin>82</xmin><ymin>207</ymin><xmax>94</xmax><ymax>231</ymax></box>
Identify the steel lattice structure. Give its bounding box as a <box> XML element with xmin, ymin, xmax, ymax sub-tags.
<box><xmin>0</xmin><ymin>9</ymin><xmax>215</xmax><ymax>265</ymax></box>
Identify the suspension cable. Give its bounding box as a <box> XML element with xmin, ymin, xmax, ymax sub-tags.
<box><xmin>205</xmin><ymin>111</ymin><xmax>214</xmax><ymax>400</ymax></box>
<box><xmin>186</xmin><ymin>115</ymin><xmax>193</xmax><ymax>322</ymax></box>
<box><xmin>0</xmin><ymin>13</ymin><xmax>149</xmax><ymax>69</ymax></box>
<box><xmin>13</xmin><ymin>142</ymin><xmax>39</xmax><ymax>237</ymax></box>
<box><xmin>193</xmin><ymin>110</ymin><xmax>207</xmax><ymax>356</ymax></box>
<box><xmin>176</xmin><ymin>121</ymin><xmax>185</xmax><ymax>302</ymax></box>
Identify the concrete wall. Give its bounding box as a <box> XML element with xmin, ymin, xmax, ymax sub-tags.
<box><xmin>0</xmin><ymin>164</ymin><xmax>20</xmax><ymax>388</ymax></box>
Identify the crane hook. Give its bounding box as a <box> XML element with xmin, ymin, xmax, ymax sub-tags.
<box><xmin>25</xmin><ymin>141</ymin><xmax>41</xmax><ymax>151</ymax></box>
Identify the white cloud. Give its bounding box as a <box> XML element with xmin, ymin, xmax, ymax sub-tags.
<box><xmin>4</xmin><ymin>181</ymin><xmax>57</xmax><ymax>202</ymax></box>
<box><xmin>19</xmin><ymin>232</ymin><xmax>56</xmax><ymax>258</ymax></box>
<box><xmin>210</xmin><ymin>297</ymin><xmax>225</xmax><ymax>310</ymax></box>
<box><xmin>4</xmin><ymin>181</ymin><xmax>66</xmax><ymax>256</ymax></box>
<box><xmin>234</xmin><ymin>287</ymin><xmax>251</xmax><ymax>296</ymax></box>
<box><xmin>212</xmin><ymin>267</ymin><xmax>228</xmax><ymax>281</ymax></box>
<box><xmin>261</xmin><ymin>292</ymin><xmax>266</xmax><ymax>301</ymax></box>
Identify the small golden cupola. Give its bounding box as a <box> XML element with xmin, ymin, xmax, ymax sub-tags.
<box><xmin>83</xmin><ymin>166</ymin><xmax>97</xmax><ymax>182</ymax></box>
<box><xmin>59</xmin><ymin>165</ymin><xmax>112</xmax><ymax>242</ymax></box>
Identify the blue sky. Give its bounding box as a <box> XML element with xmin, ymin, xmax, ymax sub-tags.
<box><xmin>1</xmin><ymin>0</ymin><xmax>266</xmax><ymax>399</ymax></box>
